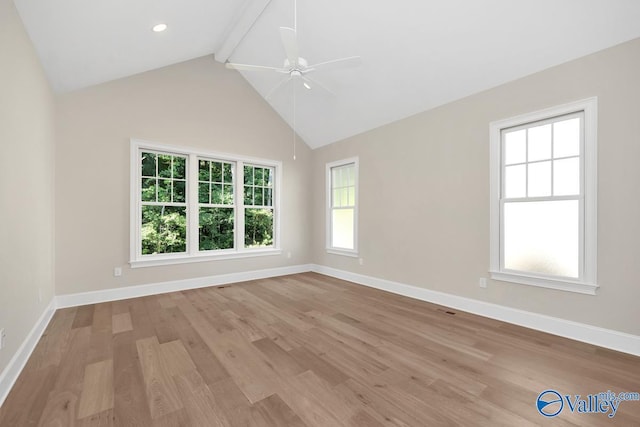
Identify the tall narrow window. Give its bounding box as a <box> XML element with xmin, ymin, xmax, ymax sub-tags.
<box><xmin>243</xmin><ymin>165</ymin><xmax>275</xmax><ymax>248</ymax></box>
<box><xmin>140</xmin><ymin>151</ymin><xmax>187</xmax><ymax>255</ymax></box>
<box><xmin>326</xmin><ymin>158</ymin><xmax>358</xmax><ymax>255</ymax></box>
<box><xmin>490</xmin><ymin>98</ymin><xmax>597</xmax><ymax>294</ymax></box>
<box><xmin>198</xmin><ymin>159</ymin><xmax>235</xmax><ymax>251</ymax></box>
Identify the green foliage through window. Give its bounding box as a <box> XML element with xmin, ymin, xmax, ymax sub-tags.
<box><xmin>137</xmin><ymin>149</ymin><xmax>276</xmax><ymax>257</ymax></box>
<box><xmin>141</xmin><ymin>206</ymin><xmax>187</xmax><ymax>254</ymax></box>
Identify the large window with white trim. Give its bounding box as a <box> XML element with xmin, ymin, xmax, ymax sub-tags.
<box><xmin>131</xmin><ymin>140</ymin><xmax>281</xmax><ymax>267</ymax></box>
<box><xmin>489</xmin><ymin>98</ymin><xmax>597</xmax><ymax>294</ymax></box>
<box><xmin>326</xmin><ymin>158</ymin><xmax>358</xmax><ymax>256</ymax></box>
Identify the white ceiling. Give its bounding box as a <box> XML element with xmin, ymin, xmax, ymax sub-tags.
<box><xmin>14</xmin><ymin>0</ymin><xmax>640</xmax><ymax>149</ymax></box>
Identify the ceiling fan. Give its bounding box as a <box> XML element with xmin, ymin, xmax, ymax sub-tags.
<box><xmin>225</xmin><ymin>0</ymin><xmax>361</xmax><ymax>100</ymax></box>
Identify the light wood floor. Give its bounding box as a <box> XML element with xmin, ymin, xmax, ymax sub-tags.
<box><xmin>1</xmin><ymin>273</ymin><xmax>639</xmax><ymax>426</ymax></box>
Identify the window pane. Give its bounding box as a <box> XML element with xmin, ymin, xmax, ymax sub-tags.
<box><xmin>504</xmin><ymin>200</ymin><xmax>579</xmax><ymax>278</ymax></box>
<box><xmin>141</xmin><ymin>178</ymin><xmax>156</xmax><ymax>202</ymax></box>
<box><xmin>174</xmin><ymin>180</ymin><xmax>186</xmax><ymax>203</ymax></box>
<box><xmin>264</xmin><ymin>168</ymin><xmax>272</xmax><ymax>186</ymax></box>
<box><xmin>199</xmin><ymin>207</ymin><xmax>234</xmax><ymax>251</ymax></box>
<box><xmin>211</xmin><ymin>162</ymin><xmax>222</xmax><ymax>182</ymax></box>
<box><xmin>254</xmin><ymin>168</ymin><xmax>264</xmax><ymax>186</ymax></box>
<box><xmin>528</xmin><ymin>124</ymin><xmax>551</xmax><ymax>161</ymax></box>
<box><xmin>211</xmin><ymin>183</ymin><xmax>222</xmax><ymax>204</ymax></box>
<box><xmin>504</xmin><ymin>164</ymin><xmax>526</xmax><ymax>198</ymax></box>
<box><xmin>158</xmin><ymin>155</ymin><xmax>172</xmax><ymax>178</ymax></box>
<box><xmin>348</xmin><ymin>188</ymin><xmax>355</xmax><ymax>206</ymax></box>
<box><xmin>199</xmin><ymin>160</ymin><xmax>210</xmax><ymax>181</ymax></box>
<box><xmin>244</xmin><ymin>165</ymin><xmax>253</xmax><ymax>185</ymax></box>
<box><xmin>141</xmin><ymin>152</ymin><xmax>156</xmax><ymax>177</ymax></box>
<box><xmin>223</xmin><ymin>163</ymin><xmax>233</xmax><ymax>183</ymax></box>
<box><xmin>158</xmin><ymin>179</ymin><xmax>171</xmax><ymax>202</ymax></box>
<box><xmin>333</xmin><ymin>189</ymin><xmax>341</xmax><ymax>208</ymax></box>
<box><xmin>332</xmin><ymin>168</ymin><xmax>340</xmax><ymax>188</ymax></box>
<box><xmin>255</xmin><ymin>187</ymin><xmax>264</xmax><ymax>206</ymax></box>
<box><xmin>141</xmin><ymin>206</ymin><xmax>186</xmax><ymax>255</ymax></box>
<box><xmin>504</xmin><ymin>129</ymin><xmax>526</xmax><ymax>165</ymax></box>
<box><xmin>173</xmin><ymin>157</ymin><xmax>186</xmax><ymax>180</ymax></box>
<box><xmin>245</xmin><ymin>208</ymin><xmax>274</xmax><ymax>247</ymax></box>
<box><xmin>528</xmin><ymin>161</ymin><xmax>551</xmax><ymax>197</ymax></box>
<box><xmin>553</xmin><ymin>117</ymin><xmax>580</xmax><ymax>158</ymax></box>
<box><xmin>198</xmin><ymin>182</ymin><xmax>210</xmax><ymax>204</ymax></box>
<box><xmin>554</xmin><ymin>157</ymin><xmax>580</xmax><ymax>196</ymax></box>
<box><xmin>348</xmin><ymin>167</ymin><xmax>356</xmax><ymax>187</ymax></box>
<box><xmin>222</xmin><ymin>184</ymin><xmax>234</xmax><ymax>205</ymax></box>
<box><xmin>332</xmin><ymin>208</ymin><xmax>354</xmax><ymax>250</ymax></box>
<box><xmin>340</xmin><ymin>188</ymin><xmax>349</xmax><ymax>206</ymax></box>
<box><xmin>244</xmin><ymin>186</ymin><xmax>253</xmax><ymax>205</ymax></box>
<box><xmin>265</xmin><ymin>188</ymin><xmax>273</xmax><ymax>206</ymax></box>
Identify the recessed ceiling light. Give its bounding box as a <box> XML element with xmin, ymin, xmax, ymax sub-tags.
<box><xmin>152</xmin><ymin>23</ymin><xmax>168</xmax><ymax>33</ymax></box>
<box><xmin>303</xmin><ymin>82</ymin><xmax>311</xmax><ymax>90</ymax></box>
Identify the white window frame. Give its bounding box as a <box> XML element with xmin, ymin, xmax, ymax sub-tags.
<box><xmin>130</xmin><ymin>139</ymin><xmax>281</xmax><ymax>268</ymax></box>
<box><xmin>326</xmin><ymin>157</ymin><xmax>359</xmax><ymax>257</ymax></box>
<box><xmin>489</xmin><ymin>98</ymin><xmax>598</xmax><ymax>295</ymax></box>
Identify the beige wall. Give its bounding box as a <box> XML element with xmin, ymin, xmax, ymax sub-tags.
<box><xmin>55</xmin><ymin>57</ymin><xmax>312</xmax><ymax>295</ymax></box>
<box><xmin>312</xmin><ymin>37</ymin><xmax>640</xmax><ymax>336</ymax></box>
<box><xmin>0</xmin><ymin>0</ymin><xmax>56</xmax><ymax>374</ymax></box>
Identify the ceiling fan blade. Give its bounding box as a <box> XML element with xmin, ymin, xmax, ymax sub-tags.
<box><xmin>225</xmin><ymin>62</ymin><xmax>284</xmax><ymax>72</ymax></box>
<box><xmin>307</xmin><ymin>56</ymin><xmax>362</xmax><ymax>72</ymax></box>
<box><xmin>301</xmin><ymin>75</ymin><xmax>335</xmax><ymax>96</ymax></box>
<box><xmin>279</xmin><ymin>27</ymin><xmax>299</xmax><ymax>67</ymax></box>
<box><xmin>265</xmin><ymin>76</ymin><xmax>292</xmax><ymax>100</ymax></box>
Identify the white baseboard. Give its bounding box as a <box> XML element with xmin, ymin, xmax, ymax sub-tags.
<box><xmin>56</xmin><ymin>264</ymin><xmax>313</xmax><ymax>308</ymax></box>
<box><xmin>0</xmin><ymin>299</ymin><xmax>56</xmax><ymax>408</ymax></box>
<box><xmin>311</xmin><ymin>264</ymin><xmax>640</xmax><ymax>357</ymax></box>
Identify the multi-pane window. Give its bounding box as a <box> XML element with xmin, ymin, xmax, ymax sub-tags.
<box><xmin>140</xmin><ymin>152</ymin><xmax>187</xmax><ymax>255</ymax></box>
<box><xmin>490</xmin><ymin>98</ymin><xmax>597</xmax><ymax>294</ymax></box>
<box><xmin>502</xmin><ymin>114</ymin><xmax>582</xmax><ymax>277</ymax></box>
<box><xmin>244</xmin><ymin>165</ymin><xmax>275</xmax><ymax>248</ymax></box>
<box><xmin>131</xmin><ymin>140</ymin><xmax>280</xmax><ymax>267</ymax></box>
<box><xmin>326</xmin><ymin>158</ymin><xmax>358</xmax><ymax>254</ymax></box>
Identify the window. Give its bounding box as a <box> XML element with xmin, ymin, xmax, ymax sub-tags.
<box><xmin>489</xmin><ymin>98</ymin><xmax>597</xmax><ymax>294</ymax></box>
<box><xmin>131</xmin><ymin>140</ymin><xmax>280</xmax><ymax>267</ymax></box>
<box><xmin>326</xmin><ymin>158</ymin><xmax>358</xmax><ymax>256</ymax></box>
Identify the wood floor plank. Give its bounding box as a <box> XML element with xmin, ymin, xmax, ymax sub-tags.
<box><xmin>72</xmin><ymin>305</ymin><xmax>95</xmax><ymax>330</ymax></box>
<box><xmin>112</xmin><ymin>312</ymin><xmax>133</xmax><ymax>335</ymax></box>
<box><xmin>253</xmin><ymin>393</ymin><xmax>308</xmax><ymax>427</ymax></box>
<box><xmin>173</xmin><ymin>370</ymin><xmax>226</xmax><ymax>427</ymax></box>
<box><xmin>2</xmin><ymin>273</ymin><xmax>639</xmax><ymax>426</ymax></box>
<box><xmin>112</xmin><ymin>331</ymin><xmax>153</xmax><ymax>426</ymax></box>
<box><xmin>135</xmin><ymin>337</ymin><xmax>183</xmax><ymax>419</ymax></box>
<box><xmin>37</xmin><ymin>390</ymin><xmax>78</xmax><ymax>427</ymax></box>
<box><xmin>77</xmin><ymin>359</ymin><xmax>114</xmax><ymax>419</ymax></box>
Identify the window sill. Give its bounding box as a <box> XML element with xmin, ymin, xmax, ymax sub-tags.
<box><xmin>489</xmin><ymin>271</ymin><xmax>598</xmax><ymax>295</ymax></box>
<box><xmin>130</xmin><ymin>248</ymin><xmax>282</xmax><ymax>268</ymax></box>
<box><xmin>326</xmin><ymin>248</ymin><xmax>359</xmax><ymax>258</ymax></box>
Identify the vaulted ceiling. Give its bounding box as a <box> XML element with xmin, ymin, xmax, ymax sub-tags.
<box><xmin>14</xmin><ymin>0</ymin><xmax>640</xmax><ymax>148</ymax></box>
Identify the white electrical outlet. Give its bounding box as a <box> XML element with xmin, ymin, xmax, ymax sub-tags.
<box><xmin>479</xmin><ymin>278</ymin><xmax>488</xmax><ymax>288</ymax></box>
<box><xmin>114</xmin><ymin>267</ymin><xmax>122</xmax><ymax>277</ymax></box>
<box><xmin>287</xmin><ymin>252</ymin><xmax>292</xmax><ymax>259</ymax></box>
<box><xmin>0</xmin><ymin>329</ymin><xmax>6</xmax><ymax>350</ymax></box>
<box><xmin>359</xmin><ymin>258</ymin><xmax>364</xmax><ymax>265</ymax></box>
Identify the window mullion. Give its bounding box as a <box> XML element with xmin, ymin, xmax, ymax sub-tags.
<box><xmin>188</xmin><ymin>154</ymin><xmax>199</xmax><ymax>255</ymax></box>
<box><xmin>236</xmin><ymin>161</ymin><xmax>245</xmax><ymax>251</ymax></box>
